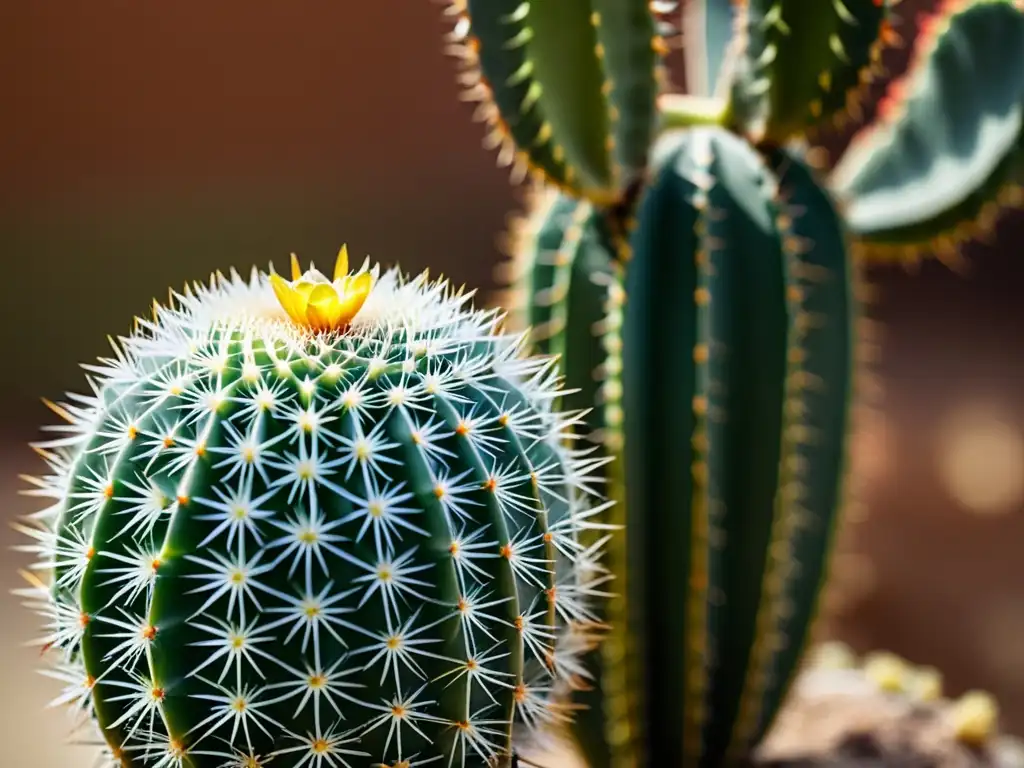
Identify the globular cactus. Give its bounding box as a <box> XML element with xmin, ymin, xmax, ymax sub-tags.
<box><xmin>17</xmin><ymin>249</ymin><xmax>615</xmax><ymax>767</ymax></box>
<box><xmin>438</xmin><ymin>1</ymin><xmax>1024</xmax><ymax>767</ymax></box>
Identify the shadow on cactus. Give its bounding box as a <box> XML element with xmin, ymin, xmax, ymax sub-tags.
<box><xmin>16</xmin><ymin>248</ymin><xmax>620</xmax><ymax>766</ymax></box>
<box><xmin>440</xmin><ymin>0</ymin><xmax>1024</xmax><ymax>767</ymax></box>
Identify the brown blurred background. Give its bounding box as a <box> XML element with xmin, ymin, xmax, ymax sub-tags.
<box><xmin>1</xmin><ymin>2</ymin><xmax>1021</xmax><ymax>765</ymax></box>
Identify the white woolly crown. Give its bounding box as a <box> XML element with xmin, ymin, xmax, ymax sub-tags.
<box><xmin>17</xmin><ymin>261</ymin><xmax>614</xmax><ymax>768</ymax></box>
<box><xmin>129</xmin><ymin>263</ymin><xmax>511</xmax><ymax>369</ymax></box>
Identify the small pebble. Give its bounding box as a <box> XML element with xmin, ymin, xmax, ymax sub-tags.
<box><xmin>810</xmin><ymin>641</ymin><xmax>857</xmax><ymax>670</ymax></box>
<box><xmin>951</xmin><ymin>690</ymin><xmax>999</xmax><ymax>745</ymax></box>
<box><xmin>863</xmin><ymin>651</ymin><xmax>908</xmax><ymax>693</ymax></box>
<box><xmin>907</xmin><ymin>665</ymin><xmax>943</xmax><ymax>702</ymax></box>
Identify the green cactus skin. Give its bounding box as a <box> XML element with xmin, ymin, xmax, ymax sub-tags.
<box><xmin>830</xmin><ymin>0</ymin><xmax>1024</xmax><ymax>266</ymax></box>
<box><xmin>444</xmin><ymin>0</ymin><xmax>660</xmax><ymax>204</ymax></box>
<box><xmin>18</xmin><ymin>263</ymin><xmax>613</xmax><ymax>767</ymax></box>
<box><xmin>729</xmin><ymin>0</ymin><xmax>893</xmax><ymax>143</ymax></box>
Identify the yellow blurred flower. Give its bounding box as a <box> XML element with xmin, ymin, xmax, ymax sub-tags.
<box><xmin>270</xmin><ymin>245</ymin><xmax>373</xmax><ymax>332</ymax></box>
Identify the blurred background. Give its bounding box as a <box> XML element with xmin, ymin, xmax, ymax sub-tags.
<box><xmin>1</xmin><ymin>1</ymin><xmax>1020</xmax><ymax>765</ymax></box>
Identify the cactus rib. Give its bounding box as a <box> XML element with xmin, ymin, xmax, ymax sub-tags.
<box><xmin>593</xmin><ymin>286</ymin><xmax>637</xmax><ymax>768</ymax></box>
<box><xmin>728</xmin><ymin>148</ymin><xmax>856</xmax><ymax>757</ymax></box>
<box><xmin>591</xmin><ymin>0</ymin><xmax>661</xmax><ymax>186</ymax></box>
<box><xmin>497</xmin><ymin>186</ymin><xmax>631</xmax><ymax>768</ymax></box>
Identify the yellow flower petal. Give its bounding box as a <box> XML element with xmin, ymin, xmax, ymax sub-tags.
<box><xmin>290</xmin><ymin>252</ymin><xmax>302</xmax><ymax>281</ymax></box>
<box><xmin>334</xmin><ymin>272</ymin><xmax>373</xmax><ymax>323</ymax></box>
<box><xmin>305</xmin><ymin>303</ymin><xmax>336</xmax><ymax>331</ymax></box>
<box><xmin>293</xmin><ymin>281</ymin><xmax>317</xmax><ymax>300</ymax></box>
<box><xmin>271</xmin><ymin>253</ymin><xmax>375</xmax><ymax>332</ymax></box>
<box><xmin>350</xmin><ymin>271</ymin><xmax>373</xmax><ymax>295</ymax></box>
<box><xmin>307</xmin><ymin>283</ymin><xmax>341</xmax><ymax>311</ymax></box>
<box><xmin>334</xmin><ymin>245</ymin><xmax>350</xmax><ymax>282</ymax></box>
<box><xmin>269</xmin><ymin>273</ymin><xmax>307</xmax><ymax>324</ymax></box>
<box><xmin>303</xmin><ymin>284</ymin><xmax>343</xmax><ymax>330</ymax></box>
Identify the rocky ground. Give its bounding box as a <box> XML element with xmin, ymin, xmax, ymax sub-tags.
<box><xmin>755</xmin><ymin>644</ymin><xmax>1024</xmax><ymax>768</ymax></box>
<box><xmin>520</xmin><ymin>644</ymin><xmax>1024</xmax><ymax>768</ymax></box>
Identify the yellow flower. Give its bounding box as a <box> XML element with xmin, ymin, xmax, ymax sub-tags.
<box><xmin>269</xmin><ymin>245</ymin><xmax>373</xmax><ymax>332</ymax></box>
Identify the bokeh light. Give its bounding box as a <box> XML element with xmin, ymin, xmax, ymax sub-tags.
<box><xmin>937</xmin><ymin>404</ymin><xmax>1024</xmax><ymax>515</ymax></box>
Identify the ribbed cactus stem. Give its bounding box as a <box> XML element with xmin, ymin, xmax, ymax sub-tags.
<box><xmin>499</xmin><ymin>126</ymin><xmax>856</xmax><ymax>768</ymax></box>
<box><xmin>620</xmin><ymin>126</ymin><xmax>854</xmax><ymax>767</ymax></box>
<box><xmin>18</xmin><ymin>256</ymin><xmax>614</xmax><ymax>767</ymax></box>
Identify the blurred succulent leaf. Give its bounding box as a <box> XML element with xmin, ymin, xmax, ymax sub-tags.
<box><xmin>730</xmin><ymin>0</ymin><xmax>891</xmax><ymax>143</ymax></box>
<box><xmin>830</xmin><ymin>0</ymin><xmax>1024</xmax><ymax>265</ymax></box>
<box><xmin>450</xmin><ymin>0</ymin><xmax>659</xmax><ymax>203</ymax></box>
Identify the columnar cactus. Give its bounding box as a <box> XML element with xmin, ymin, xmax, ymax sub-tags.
<box><xmin>505</xmin><ymin>128</ymin><xmax>858</xmax><ymax>768</ymax></box>
<box><xmin>17</xmin><ymin>249</ymin><xmax>613</xmax><ymax>767</ymax></box>
<box><xmin>440</xmin><ymin>1</ymin><xmax>1024</xmax><ymax>767</ymax></box>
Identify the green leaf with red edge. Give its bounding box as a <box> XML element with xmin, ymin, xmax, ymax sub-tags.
<box><xmin>830</xmin><ymin>0</ymin><xmax>1024</xmax><ymax>265</ymax></box>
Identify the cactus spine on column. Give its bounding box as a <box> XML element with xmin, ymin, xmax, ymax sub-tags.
<box><xmin>17</xmin><ymin>249</ymin><xmax>613</xmax><ymax>767</ymax></box>
<box><xmin>440</xmin><ymin>1</ymin><xmax>1024</xmax><ymax>767</ymax></box>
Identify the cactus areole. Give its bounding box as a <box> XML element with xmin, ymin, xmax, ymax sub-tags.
<box><xmin>19</xmin><ymin>249</ymin><xmax>614</xmax><ymax>767</ymax></box>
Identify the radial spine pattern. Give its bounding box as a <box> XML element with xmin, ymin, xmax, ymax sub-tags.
<box><xmin>17</xmin><ymin>259</ymin><xmax>612</xmax><ymax>768</ymax></box>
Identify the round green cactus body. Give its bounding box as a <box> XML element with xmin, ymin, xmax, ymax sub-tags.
<box><xmin>503</xmin><ymin>126</ymin><xmax>856</xmax><ymax>768</ymax></box>
<box><xmin>20</xmin><ymin>259</ymin><xmax>610</xmax><ymax>767</ymax></box>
